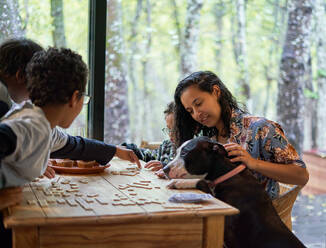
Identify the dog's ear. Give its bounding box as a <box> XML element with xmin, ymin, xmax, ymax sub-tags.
<box><xmin>212</xmin><ymin>143</ymin><xmax>228</xmax><ymax>157</ymax></box>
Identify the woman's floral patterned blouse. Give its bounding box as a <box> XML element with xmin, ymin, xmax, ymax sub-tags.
<box><xmin>228</xmin><ymin>110</ymin><xmax>306</xmax><ymax>199</ymax></box>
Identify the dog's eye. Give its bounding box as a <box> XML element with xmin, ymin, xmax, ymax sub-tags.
<box><xmin>180</xmin><ymin>147</ymin><xmax>191</xmax><ymax>157</ymax></box>
<box><xmin>180</xmin><ymin>150</ymin><xmax>188</xmax><ymax>157</ymax></box>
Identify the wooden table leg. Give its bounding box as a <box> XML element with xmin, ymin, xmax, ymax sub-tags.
<box><xmin>12</xmin><ymin>226</ymin><xmax>39</xmax><ymax>248</ymax></box>
<box><xmin>202</xmin><ymin>216</ymin><xmax>225</xmax><ymax>248</ymax></box>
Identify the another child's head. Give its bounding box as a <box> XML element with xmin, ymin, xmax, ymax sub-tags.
<box><xmin>0</xmin><ymin>38</ymin><xmax>43</xmax><ymax>103</ymax></box>
<box><xmin>26</xmin><ymin>47</ymin><xmax>88</xmax><ymax>128</ymax></box>
<box><xmin>174</xmin><ymin>71</ymin><xmax>242</xmax><ymax>147</ymax></box>
<box><xmin>163</xmin><ymin>101</ymin><xmax>175</xmax><ymax>143</ymax></box>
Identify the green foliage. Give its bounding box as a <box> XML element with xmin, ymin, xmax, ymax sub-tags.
<box><xmin>304</xmin><ymin>88</ymin><xmax>318</xmax><ymax>99</ymax></box>
<box><xmin>317</xmin><ymin>69</ymin><xmax>326</xmax><ymax>78</ymax></box>
<box><xmin>18</xmin><ymin>0</ymin><xmax>88</xmax><ymax>60</ymax></box>
<box><xmin>18</xmin><ymin>0</ymin><xmax>88</xmax><ymax>134</ymax></box>
<box><xmin>12</xmin><ymin>0</ymin><xmax>318</xmax><ymax>142</ymax></box>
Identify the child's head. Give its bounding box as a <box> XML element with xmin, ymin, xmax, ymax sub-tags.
<box><xmin>163</xmin><ymin>101</ymin><xmax>175</xmax><ymax>143</ymax></box>
<box><xmin>0</xmin><ymin>38</ymin><xmax>43</xmax><ymax>103</ymax></box>
<box><xmin>26</xmin><ymin>47</ymin><xmax>88</xmax><ymax>128</ymax></box>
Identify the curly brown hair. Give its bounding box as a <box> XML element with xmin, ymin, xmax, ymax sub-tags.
<box><xmin>26</xmin><ymin>47</ymin><xmax>88</xmax><ymax>107</ymax></box>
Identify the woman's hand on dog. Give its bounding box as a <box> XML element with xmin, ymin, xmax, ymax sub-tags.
<box><xmin>144</xmin><ymin>160</ymin><xmax>163</xmax><ymax>171</ymax></box>
<box><xmin>224</xmin><ymin>143</ymin><xmax>257</xmax><ymax>169</ymax></box>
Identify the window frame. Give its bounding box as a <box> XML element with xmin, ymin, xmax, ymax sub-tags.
<box><xmin>87</xmin><ymin>0</ymin><xmax>107</xmax><ymax>141</ymax></box>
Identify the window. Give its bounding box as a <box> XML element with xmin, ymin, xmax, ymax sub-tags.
<box><xmin>1</xmin><ymin>0</ymin><xmax>89</xmax><ymax>137</ymax></box>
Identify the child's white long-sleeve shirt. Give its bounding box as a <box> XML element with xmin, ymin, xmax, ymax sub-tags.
<box><xmin>1</xmin><ymin>101</ymin><xmax>55</xmax><ymax>187</ymax></box>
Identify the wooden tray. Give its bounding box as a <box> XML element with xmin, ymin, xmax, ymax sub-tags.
<box><xmin>49</xmin><ymin>164</ymin><xmax>110</xmax><ymax>174</ymax></box>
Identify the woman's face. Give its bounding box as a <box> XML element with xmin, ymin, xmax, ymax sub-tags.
<box><xmin>180</xmin><ymin>85</ymin><xmax>223</xmax><ymax>129</ymax></box>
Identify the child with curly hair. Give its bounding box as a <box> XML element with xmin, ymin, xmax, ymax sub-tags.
<box><xmin>0</xmin><ymin>47</ymin><xmax>140</xmax><ymax>188</ymax></box>
<box><xmin>0</xmin><ymin>45</ymin><xmax>141</xmax><ymax>247</ymax></box>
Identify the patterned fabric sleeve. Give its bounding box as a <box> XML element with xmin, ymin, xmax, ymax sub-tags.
<box><xmin>121</xmin><ymin>142</ymin><xmax>160</xmax><ymax>162</ymax></box>
<box><xmin>253</xmin><ymin>119</ymin><xmax>306</xmax><ymax>168</ymax></box>
<box><xmin>121</xmin><ymin>140</ymin><xmax>175</xmax><ymax>165</ymax></box>
<box><xmin>158</xmin><ymin>140</ymin><xmax>176</xmax><ymax>166</ymax></box>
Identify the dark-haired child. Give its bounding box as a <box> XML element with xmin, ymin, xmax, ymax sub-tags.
<box><xmin>0</xmin><ymin>38</ymin><xmax>44</xmax><ymax>229</ymax></box>
<box><xmin>0</xmin><ymin>43</ymin><xmax>140</xmax><ymax>247</ymax></box>
<box><xmin>0</xmin><ymin>38</ymin><xmax>43</xmax><ymax>117</ymax></box>
<box><xmin>122</xmin><ymin>102</ymin><xmax>176</xmax><ymax>171</ymax></box>
<box><xmin>0</xmin><ymin>47</ymin><xmax>140</xmax><ymax>188</ymax></box>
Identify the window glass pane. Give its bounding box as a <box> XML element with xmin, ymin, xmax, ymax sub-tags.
<box><xmin>103</xmin><ymin>2</ymin><xmax>325</xmax><ymax>246</ymax></box>
<box><xmin>1</xmin><ymin>0</ymin><xmax>89</xmax><ymax>137</ymax></box>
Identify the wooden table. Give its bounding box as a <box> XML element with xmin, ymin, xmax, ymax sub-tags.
<box><xmin>3</xmin><ymin>158</ymin><xmax>238</xmax><ymax>248</ymax></box>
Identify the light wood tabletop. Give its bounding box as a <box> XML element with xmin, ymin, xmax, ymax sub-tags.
<box><xmin>3</xmin><ymin>158</ymin><xmax>239</xmax><ymax>248</ymax></box>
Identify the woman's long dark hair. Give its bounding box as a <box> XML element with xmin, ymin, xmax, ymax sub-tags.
<box><xmin>174</xmin><ymin>71</ymin><xmax>244</xmax><ymax>147</ymax></box>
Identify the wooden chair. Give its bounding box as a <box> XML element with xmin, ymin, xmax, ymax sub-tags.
<box><xmin>272</xmin><ymin>183</ymin><xmax>302</xmax><ymax>231</ymax></box>
<box><xmin>140</xmin><ymin>140</ymin><xmax>161</xmax><ymax>149</ymax></box>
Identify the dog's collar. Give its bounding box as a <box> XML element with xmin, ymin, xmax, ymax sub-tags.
<box><xmin>208</xmin><ymin>164</ymin><xmax>246</xmax><ymax>187</ymax></box>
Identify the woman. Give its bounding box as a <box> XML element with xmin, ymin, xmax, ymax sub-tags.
<box><xmin>173</xmin><ymin>71</ymin><xmax>308</xmax><ymax>199</ymax></box>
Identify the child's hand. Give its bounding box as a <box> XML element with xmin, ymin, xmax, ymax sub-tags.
<box><xmin>0</xmin><ymin>187</ymin><xmax>23</xmax><ymax>210</ymax></box>
<box><xmin>43</xmin><ymin>165</ymin><xmax>56</xmax><ymax>179</ymax></box>
<box><xmin>155</xmin><ymin>169</ymin><xmax>168</xmax><ymax>179</ymax></box>
<box><xmin>144</xmin><ymin>160</ymin><xmax>163</xmax><ymax>171</ymax></box>
<box><xmin>115</xmin><ymin>146</ymin><xmax>141</xmax><ymax>169</ymax></box>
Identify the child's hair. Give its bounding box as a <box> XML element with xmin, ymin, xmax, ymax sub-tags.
<box><xmin>26</xmin><ymin>47</ymin><xmax>88</xmax><ymax>107</ymax></box>
<box><xmin>0</xmin><ymin>38</ymin><xmax>43</xmax><ymax>81</ymax></box>
<box><xmin>174</xmin><ymin>71</ymin><xmax>245</xmax><ymax>147</ymax></box>
<box><xmin>163</xmin><ymin>101</ymin><xmax>175</xmax><ymax>115</ymax></box>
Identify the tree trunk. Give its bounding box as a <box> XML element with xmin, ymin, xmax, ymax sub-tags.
<box><xmin>232</xmin><ymin>0</ymin><xmax>251</xmax><ymax>110</ymax></box>
<box><xmin>263</xmin><ymin>0</ymin><xmax>283</xmax><ymax>116</ymax></box>
<box><xmin>315</xmin><ymin>0</ymin><xmax>326</xmax><ymax>150</ymax></box>
<box><xmin>180</xmin><ymin>0</ymin><xmax>203</xmax><ymax>78</ymax></box>
<box><xmin>50</xmin><ymin>0</ymin><xmax>66</xmax><ymax>47</ymax></box>
<box><xmin>128</xmin><ymin>0</ymin><xmax>143</xmax><ymax>142</ymax></box>
<box><xmin>213</xmin><ymin>0</ymin><xmax>226</xmax><ymax>74</ymax></box>
<box><xmin>170</xmin><ymin>0</ymin><xmax>182</xmax><ymax>73</ymax></box>
<box><xmin>263</xmin><ymin>65</ymin><xmax>273</xmax><ymax>117</ymax></box>
<box><xmin>0</xmin><ymin>0</ymin><xmax>24</xmax><ymax>42</ymax></box>
<box><xmin>105</xmin><ymin>0</ymin><xmax>129</xmax><ymax>144</ymax></box>
<box><xmin>303</xmin><ymin>55</ymin><xmax>317</xmax><ymax>150</ymax></box>
<box><xmin>141</xmin><ymin>0</ymin><xmax>153</xmax><ymax>141</ymax></box>
<box><xmin>277</xmin><ymin>0</ymin><xmax>313</xmax><ymax>155</ymax></box>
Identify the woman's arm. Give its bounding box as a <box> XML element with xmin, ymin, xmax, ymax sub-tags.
<box><xmin>225</xmin><ymin>119</ymin><xmax>309</xmax><ymax>186</ymax></box>
<box><xmin>247</xmin><ymin>157</ymin><xmax>308</xmax><ymax>186</ymax></box>
<box><xmin>225</xmin><ymin>143</ymin><xmax>309</xmax><ymax>185</ymax></box>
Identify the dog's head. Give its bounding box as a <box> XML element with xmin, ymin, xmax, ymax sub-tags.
<box><xmin>163</xmin><ymin>136</ymin><xmax>232</xmax><ymax>180</ymax></box>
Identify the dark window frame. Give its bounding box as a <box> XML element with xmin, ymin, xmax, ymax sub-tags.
<box><xmin>87</xmin><ymin>0</ymin><xmax>107</xmax><ymax>141</ymax></box>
